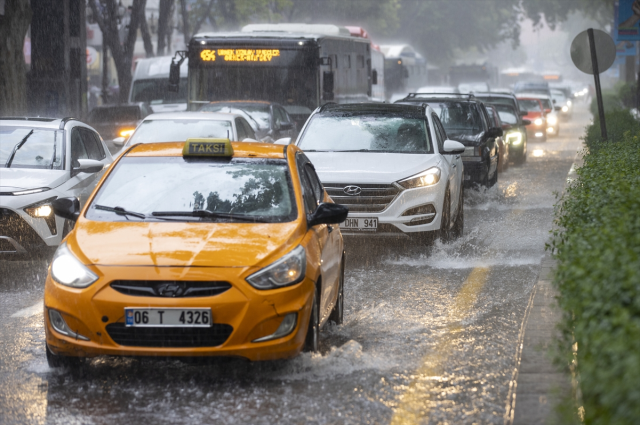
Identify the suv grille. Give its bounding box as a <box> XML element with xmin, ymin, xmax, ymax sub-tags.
<box><xmin>110</xmin><ymin>280</ymin><xmax>232</xmax><ymax>298</ymax></box>
<box><xmin>106</xmin><ymin>323</ymin><xmax>233</xmax><ymax>348</ymax></box>
<box><xmin>324</xmin><ymin>183</ymin><xmax>401</xmax><ymax>213</ymax></box>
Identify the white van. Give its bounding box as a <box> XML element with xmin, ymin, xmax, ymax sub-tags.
<box><xmin>128</xmin><ymin>56</ymin><xmax>188</xmax><ymax>113</ymax></box>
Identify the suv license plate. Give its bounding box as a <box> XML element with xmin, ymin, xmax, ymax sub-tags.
<box><xmin>125</xmin><ymin>308</ymin><xmax>212</xmax><ymax>327</ymax></box>
<box><xmin>341</xmin><ymin>217</ymin><xmax>378</xmax><ymax>231</ymax></box>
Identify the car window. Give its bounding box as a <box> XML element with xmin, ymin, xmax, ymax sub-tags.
<box><xmin>79</xmin><ymin>128</ymin><xmax>106</xmax><ymax>160</ymax></box>
<box><xmin>274</xmin><ymin>106</ymin><xmax>287</xmax><ymax>124</ymax></box>
<box><xmin>518</xmin><ymin>99</ymin><xmax>543</xmax><ymax>113</ymax></box>
<box><xmin>304</xmin><ymin>164</ymin><xmax>324</xmax><ymax>204</ymax></box>
<box><xmin>296</xmin><ymin>153</ymin><xmax>318</xmax><ymax>214</ymax></box>
<box><xmin>431</xmin><ymin>113</ymin><xmax>445</xmax><ymax>151</ymax></box>
<box><xmin>235</xmin><ymin>118</ymin><xmax>248</xmax><ymax>140</ymax></box>
<box><xmin>238</xmin><ymin>118</ymin><xmax>256</xmax><ymax>139</ymax></box>
<box><xmin>126</xmin><ymin>120</ymin><xmax>232</xmax><ymax>145</ymax></box>
<box><xmin>71</xmin><ymin>128</ymin><xmax>88</xmax><ymax>165</ymax></box>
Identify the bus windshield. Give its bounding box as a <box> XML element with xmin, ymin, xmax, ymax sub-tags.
<box><xmin>189</xmin><ymin>67</ymin><xmax>317</xmax><ymax>111</ymax></box>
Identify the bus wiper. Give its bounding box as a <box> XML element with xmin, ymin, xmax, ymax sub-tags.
<box><xmin>95</xmin><ymin>205</ymin><xmax>147</xmax><ymax>219</ymax></box>
<box><xmin>5</xmin><ymin>130</ymin><xmax>34</xmax><ymax>168</ymax></box>
<box><xmin>151</xmin><ymin>210</ymin><xmax>269</xmax><ymax>222</ymax></box>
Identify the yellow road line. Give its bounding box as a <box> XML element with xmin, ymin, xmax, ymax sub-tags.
<box><xmin>390</xmin><ymin>266</ymin><xmax>490</xmax><ymax>425</ymax></box>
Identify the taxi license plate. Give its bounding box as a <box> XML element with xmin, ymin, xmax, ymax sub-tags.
<box><xmin>125</xmin><ymin>308</ymin><xmax>212</xmax><ymax>328</ymax></box>
<box><xmin>341</xmin><ymin>217</ymin><xmax>378</xmax><ymax>231</ymax></box>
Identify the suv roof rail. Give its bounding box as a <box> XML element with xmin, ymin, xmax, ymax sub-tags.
<box><xmin>403</xmin><ymin>92</ymin><xmax>476</xmax><ymax>100</ymax></box>
<box><xmin>319</xmin><ymin>102</ymin><xmax>337</xmax><ymax>112</ymax></box>
<box><xmin>59</xmin><ymin>117</ymin><xmax>78</xmax><ymax>129</ymax></box>
<box><xmin>0</xmin><ymin>116</ymin><xmax>57</xmax><ymax>122</ymax></box>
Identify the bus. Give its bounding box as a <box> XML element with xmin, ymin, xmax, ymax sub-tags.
<box><xmin>170</xmin><ymin>24</ymin><xmax>373</xmax><ymax>126</ymax></box>
<box><xmin>345</xmin><ymin>26</ymin><xmax>385</xmax><ymax>102</ymax></box>
<box><xmin>129</xmin><ymin>56</ymin><xmax>189</xmax><ymax>113</ymax></box>
<box><xmin>379</xmin><ymin>44</ymin><xmax>428</xmax><ymax>100</ymax></box>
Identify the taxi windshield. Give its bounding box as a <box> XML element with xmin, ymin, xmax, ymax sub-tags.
<box><xmin>127</xmin><ymin>119</ymin><xmax>232</xmax><ymax>145</ymax></box>
<box><xmin>298</xmin><ymin>116</ymin><xmax>432</xmax><ymax>153</ymax></box>
<box><xmin>86</xmin><ymin>157</ymin><xmax>297</xmax><ymax>223</ymax></box>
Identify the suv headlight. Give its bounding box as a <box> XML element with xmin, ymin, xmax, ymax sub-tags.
<box><xmin>50</xmin><ymin>243</ymin><xmax>98</xmax><ymax>288</ymax></box>
<box><xmin>246</xmin><ymin>245</ymin><xmax>306</xmax><ymax>290</ymax></box>
<box><xmin>505</xmin><ymin>131</ymin><xmax>522</xmax><ymax>145</ymax></box>
<box><xmin>397</xmin><ymin>167</ymin><xmax>441</xmax><ymax>189</ymax></box>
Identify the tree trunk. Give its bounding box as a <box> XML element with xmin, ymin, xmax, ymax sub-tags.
<box><xmin>157</xmin><ymin>0</ymin><xmax>174</xmax><ymax>56</ymax></box>
<box><xmin>140</xmin><ymin>11</ymin><xmax>155</xmax><ymax>58</ymax></box>
<box><xmin>0</xmin><ymin>0</ymin><xmax>32</xmax><ymax>116</ymax></box>
<box><xmin>179</xmin><ymin>0</ymin><xmax>190</xmax><ymax>47</ymax></box>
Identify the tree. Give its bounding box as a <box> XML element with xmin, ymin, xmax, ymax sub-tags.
<box><xmin>88</xmin><ymin>0</ymin><xmax>147</xmax><ymax>103</ymax></box>
<box><xmin>0</xmin><ymin>0</ymin><xmax>32</xmax><ymax>115</ymax></box>
<box><xmin>157</xmin><ymin>0</ymin><xmax>175</xmax><ymax>56</ymax></box>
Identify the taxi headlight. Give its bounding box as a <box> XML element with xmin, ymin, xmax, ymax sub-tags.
<box><xmin>246</xmin><ymin>245</ymin><xmax>306</xmax><ymax>290</ymax></box>
<box><xmin>506</xmin><ymin>131</ymin><xmax>523</xmax><ymax>145</ymax></box>
<box><xmin>50</xmin><ymin>243</ymin><xmax>98</xmax><ymax>288</ymax></box>
<box><xmin>534</xmin><ymin>118</ymin><xmax>543</xmax><ymax>126</ymax></box>
<box><xmin>547</xmin><ymin>116</ymin><xmax>557</xmax><ymax>125</ymax></box>
<box><xmin>398</xmin><ymin>167</ymin><xmax>441</xmax><ymax>189</ymax></box>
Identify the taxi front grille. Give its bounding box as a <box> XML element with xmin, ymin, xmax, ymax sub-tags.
<box><xmin>106</xmin><ymin>323</ymin><xmax>233</xmax><ymax>348</ymax></box>
<box><xmin>110</xmin><ymin>280</ymin><xmax>232</xmax><ymax>298</ymax></box>
<box><xmin>324</xmin><ymin>183</ymin><xmax>401</xmax><ymax>213</ymax></box>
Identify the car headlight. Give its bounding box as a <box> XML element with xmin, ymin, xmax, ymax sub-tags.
<box><xmin>547</xmin><ymin>116</ymin><xmax>557</xmax><ymax>125</ymax></box>
<box><xmin>397</xmin><ymin>167</ymin><xmax>441</xmax><ymax>189</ymax></box>
<box><xmin>246</xmin><ymin>245</ymin><xmax>306</xmax><ymax>290</ymax></box>
<box><xmin>562</xmin><ymin>106</ymin><xmax>568</xmax><ymax>112</ymax></box>
<box><xmin>50</xmin><ymin>243</ymin><xmax>98</xmax><ymax>288</ymax></box>
<box><xmin>534</xmin><ymin>118</ymin><xmax>543</xmax><ymax>126</ymax></box>
<box><xmin>506</xmin><ymin>131</ymin><xmax>523</xmax><ymax>145</ymax></box>
<box><xmin>567</xmin><ymin>100</ymin><xmax>572</xmax><ymax>106</ymax></box>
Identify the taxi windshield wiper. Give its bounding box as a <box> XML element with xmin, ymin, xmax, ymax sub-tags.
<box><xmin>95</xmin><ymin>205</ymin><xmax>147</xmax><ymax>220</ymax></box>
<box><xmin>151</xmin><ymin>210</ymin><xmax>269</xmax><ymax>223</ymax></box>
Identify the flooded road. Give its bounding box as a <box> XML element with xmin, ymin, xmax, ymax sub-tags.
<box><xmin>0</xmin><ymin>106</ymin><xmax>588</xmax><ymax>424</ymax></box>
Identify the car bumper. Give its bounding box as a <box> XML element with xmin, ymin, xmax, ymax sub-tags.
<box><xmin>526</xmin><ymin>127</ymin><xmax>546</xmax><ymax>139</ymax></box>
<box><xmin>44</xmin><ymin>265</ymin><xmax>315</xmax><ymax>361</ymax></box>
<box><xmin>336</xmin><ymin>181</ymin><xmax>445</xmax><ymax>238</ymax></box>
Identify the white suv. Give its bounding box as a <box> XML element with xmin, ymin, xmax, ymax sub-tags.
<box><xmin>295</xmin><ymin>103</ymin><xmax>465</xmax><ymax>243</ymax></box>
<box><xmin>0</xmin><ymin>117</ymin><xmax>113</xmax><ymax>259</ymax></box>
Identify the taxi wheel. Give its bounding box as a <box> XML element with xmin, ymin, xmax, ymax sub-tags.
<box><xmin>303</xmin><ymin>289</ymin><xmax>320</xmax><ymax>353</ymax></box>
<box><xmin>329</xmin><ymin>259</ymin><xmax>345</xmax><ymax>326</ymax></box>
<box><xmin>439</xmin><ymin>188</ymin><xmax>452</xmax><ymax>243</ymax></box>
<box><xmin>46</xmin><ymin>343</ymin><xmax>84</xmax><ymax>369</ymax></box>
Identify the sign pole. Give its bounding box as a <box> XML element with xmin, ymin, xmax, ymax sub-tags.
<box><xmin>588</xmin><ymin>28</ymin><xmax>608</xmax><ymax>141</ymax></box>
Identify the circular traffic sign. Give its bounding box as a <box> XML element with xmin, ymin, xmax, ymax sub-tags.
<box><xmin>570</xmin><ymin>29</ymin><xmax>616</xmax><ymax>75</ymax></box>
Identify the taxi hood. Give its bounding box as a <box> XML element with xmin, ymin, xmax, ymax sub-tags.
<box><xmin>71</xmin><ymin>221</ymin><xmax>304</xmax><ymax>268</ymax></box>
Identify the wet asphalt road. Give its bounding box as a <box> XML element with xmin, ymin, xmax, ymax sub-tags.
<box><xmin>0</xmin><ymin>105</ymin><xmax>588</xmax><ymax>424</ymax></box>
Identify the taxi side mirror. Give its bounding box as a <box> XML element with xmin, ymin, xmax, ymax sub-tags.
<box><xmin>52</xmin><ymin>197</ymin><xmax>80</xmax><ymax>222</ymax></box>
<box><xmin>307</xmin><ymin>203</ymin><xmax>349</xmax><ymax>227</ymax></box>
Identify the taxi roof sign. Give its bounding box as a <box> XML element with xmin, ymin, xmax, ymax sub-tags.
<box><xmin>183</xmin><ymin>138</ymin><xmax>234</xmax><ymax>157</ymax></box>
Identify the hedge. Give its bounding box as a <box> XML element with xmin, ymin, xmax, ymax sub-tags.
<box><xmin>550</xmin><ymin>120</ymin><xmax>640</xmax><ymax>424</ymax></box>
<box><xmin>584</xmin><ymin>109</ymin><xmax>640</xmax><ymax>151</ymax></box>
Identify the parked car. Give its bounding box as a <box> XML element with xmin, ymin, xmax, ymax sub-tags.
<box><xmin>517</xmin><ymin>97</ymin><xmax>548</xmax><ymax>142</ymax></box>
<box><xmin>200</xmin><ymin>101</ymin><xmax>297</xmax><ymax>143</ymax></box>
<box><xmin>0</xmin><ymin>117</ymin><xmax>113</xmax><ymax>259</ymax></box>
<box><xmin>295</xmin><ymin>103</ymin><xmax>465</xmax><ymax>245</ymax></box>
<box><xmin>474</xmin><ymin>92</ymin><xmax>528</xmax><ymax>164</ymax></box>
<box><xmin>120</xmin><ymin>112</ymin><xmax>258</xmax><ymax>149</ymax></box>
<box><xmin>397</xmin><ymin>93</ymin><xmax>501</xmax><ymax>187</ymax></box>
<box><xmin>485</xmin><ymin>104</ymin><xmax>509</xmax><ymax>172</ymax></box>
<box><xmin>86</xmin><ymin>103</ymin><xmax>153</xmax><ymax>153</ymax></box>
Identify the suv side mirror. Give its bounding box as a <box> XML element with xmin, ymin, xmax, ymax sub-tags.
<box><xmin>52</xmin><ymin>197</ymin><xmax>80</xmax><ymax>222</ymax></box>
<box><xmin>486</xmin><ymin>127</ymin><xmax>504</xmax><ymax>138</ymax></box>
<box><xmin>73</xmin><ymin>159</ymin><xmax>104</xmax><ymax>174</ymax></box>
<box><xmin>307</xmin><ymin>203</ymin><xmax>349</xmax><ymax>227</ymax></box>
<box><xmin>443</xmin><ymin>140</ymin><xmax>466</xmax><ymax>155</ymax></box>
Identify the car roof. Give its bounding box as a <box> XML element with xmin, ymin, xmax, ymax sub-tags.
<box><xmin>473</xmin><ymin>92</ymin><xmax>517</xmax><ymax>99</ymax></box>
<box><xmin>0</xmin><ymin>117</ymin><xmax>75</xmax><ymax>130</ymax></box>
<box><xmin>398</xmin><ymin>93</ymin><xmax>483</xmax><ymax>104</ymax></box>
<box><xmin>142</xmin><ymin>112</ymin><xmax>244</xmax><ymax>121</ymax></box>
<box><xmin>125</xmin><ymin>141</ymin><xmax>286</xmax><ymax>159</ymax></box>
<box><xmin>517</xmin><ymin>92</ymin><xmax>552</xmax><ymax>99</ymax></box>
<box><xmin>316</xmin><ymin>102</ymin><xmax>427</xmax><ymax>118</ymax></box>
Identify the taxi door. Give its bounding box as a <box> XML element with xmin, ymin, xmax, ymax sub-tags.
<box><xmin>297</xmin><ymin>154</ymin><xmax>341</xmax><ymax>322</ymax></box>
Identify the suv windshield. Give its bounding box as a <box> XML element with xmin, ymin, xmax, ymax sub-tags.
<box><xmin>127</xmin><ymin>119</ymin><xmax>232</xmax><ymax>145</ymax></box>
<box><xmin>423</xmin><ymin>101</ymin><xmax>483</xmax><ymax>136</ymax></box>
<box><xmin>87</xmin><ymin>157</ymin><xmax>296</xmax><ymax>222</ymax></box>
<box><xmin>0</xmin><ymin>127</ymin><xmax>64</xmax><ymax>169</ymax></box>
<box><xmin>298</xmin><ymin>115</ymin><xmax>432</xmax><ymax>153</ymax></box>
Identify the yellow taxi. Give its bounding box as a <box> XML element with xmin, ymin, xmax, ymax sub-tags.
<box><xmin>44</xmin><ymin>139</ymin><xmax>348</xmax><ymax>367</ymax></box>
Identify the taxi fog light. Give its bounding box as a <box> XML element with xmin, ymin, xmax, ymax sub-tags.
<box><xmin>506</xmin><ymin>131</ymin><xmax>522</xmax><ymax>145</ymax></box>
<box><xmin>252</xmin><ymin>313</ymin><xmax>298</xmax><ymax>342</ymax></box>
<box><xmin>534</xmin><ymin>118</ymin><xmax>543</xmax><ymax>126</ymax></box>
<box><xmin>398</xmin><ymin>167</ymin><xmax>441</xmax><ymax>189</ymax></box>
<box><xmin>51</xmin><ymin>243</ymin><xmax>98</xmax><ymax>288</ymax></box>
<box><xmin>246</xmin><ymin>245</ymin><xmax>306</xmax><ymax>290</ymax></box>
<box><xmin>48</xmin><ymin>309</ymin><xmax>90</xmax><ymax>341</ymax></box>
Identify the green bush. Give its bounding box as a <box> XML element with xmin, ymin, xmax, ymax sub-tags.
<box><xmin>550</xmin><ymin>129</ymin><xmax>640</xmax><ymax>424</ymax></box>
<box><xmin>584</xmin><ymin>109</ymin><xmax>640</xmax><ymax>151</ymax></box>
<box><xmin>589</xmin><ymin>91</ymin><xmax>623</xmax><ymax>117</ymax></box>
<box><xmin>617</xmin><ymin>81</ymin><xmax>637</xmax><ymax>109</ymax></box>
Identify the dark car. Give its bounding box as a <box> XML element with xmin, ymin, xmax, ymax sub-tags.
<box><xmin>485</xmin><ymin>104</ymin><xmax>509</xmax><ymax>172</ymax></box>
<box><xmin>474</xmin><ymin>92</ymin><xmax>528</xmax><ymax>164</ymax></box>
<box><xmin>396</xmin><ymin>93</ymin><xmax>501</xmax><ymax>187</ymax></box>
<box><xmin>199</xmin><ymin>101</ymin><xmax>297</xmax><ymax>143</ymax></box>
<box><xmin>86</xmin><ymin>103</ymin><xmax>152</xmax><ymax>152</ymax></box>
